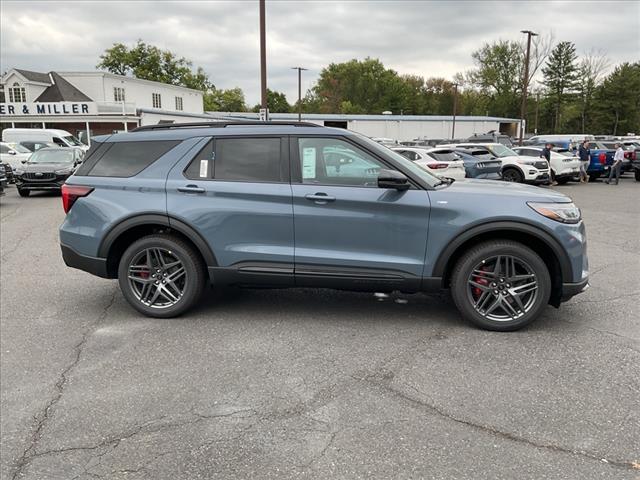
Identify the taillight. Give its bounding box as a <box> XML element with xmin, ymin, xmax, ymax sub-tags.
<box><xmin>61</xmin><ymin>184</ymin><xmax>93</xmax><ymax>213</ymax></box>
<box><xmin>429</xmin><ymin>163</ymin><xmax>449</xmax><ymax>169</ymax></box>
<box><xmin>599</xmin><ymin>153</ymin><xmax>606</xmax><ymax>164</ymax></box>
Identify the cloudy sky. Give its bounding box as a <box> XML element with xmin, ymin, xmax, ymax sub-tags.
<box><xmin>1</xmin><ymin>0</ymin><xmax>638</xmax><ymax>104</ymax></box>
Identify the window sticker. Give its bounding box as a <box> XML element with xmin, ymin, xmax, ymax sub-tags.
<box><xmin>302</xmin><ymin>147</ymin><xmax>316</xmax><ymax>179</ymax></box>
<box><xmin>200</xmin><ymin>159</ymin><xmax>208</xmax><ymax>178</ymax></box>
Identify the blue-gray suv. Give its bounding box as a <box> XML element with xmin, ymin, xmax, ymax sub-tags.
<box><xmin>59</xmin><ymin>122</ymin><xmax>589</xmax><ymax>331</ymax></box>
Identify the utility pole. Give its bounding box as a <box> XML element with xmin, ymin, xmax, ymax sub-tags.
<box><xmin>534</xmin><ymin>91</ymin><xmax>540</xmax><ymax>134</ymax></box>
<box><xmin>291</xmin><ymin>66</ymin><xmax>307</xmax><ymax>122</ymax></box>
<box><xmin>451</xmin><ymin>83</ymin><xmax>459</xmax><ymax>140</ymax></box>
<box><xmin>259</xmin><ymin>0</ymin><xmax>268</xmax><ymax>121</ymax></box>
<box><xmin>519</xmin><ymin>29</ymin><xmax>538</xmax><ymax>145</ymax></box>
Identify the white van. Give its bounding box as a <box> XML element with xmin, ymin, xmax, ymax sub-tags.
<box><xmin>1</xmin><ymin>128</ymin><xmax>88</xmax><ymax>151</ymax></box>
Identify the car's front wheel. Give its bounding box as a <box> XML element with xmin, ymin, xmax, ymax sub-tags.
<box><xmin>118</xmin><ymin>234</ymin><xmax>206</xmax><ymax>318</ymax></box>
<box><xmin>17</xmin><ymin>188</ymin><xmax>30</xmax><ymax>197</ymax></box>
<box><xmin>450</xmin><ymin>240</ymin><xmax>551</xmax><ymax>331</ymax></box>
<box><xmin>501</xmin><ymin>167</ymin><xmax>524</xmax><ymax>183</ymax></box>
<box><xmin>635</xmin><ymin>169</ymin><xmax>640</xmax><ymax>181</ymax></box>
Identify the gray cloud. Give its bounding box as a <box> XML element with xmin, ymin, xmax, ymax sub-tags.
<box><xmin>1</xmin><ymin>0</ymin><xmax>638</xmax><ymax>105</ymax></box>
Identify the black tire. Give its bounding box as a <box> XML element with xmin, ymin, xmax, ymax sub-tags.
<box><xmin>588</xmin><ymin>173</ymin><xmax>600</xmax><ymax>182</ymax></box>
<box><xmin>118</xmin><ymin>234</ymin><xmax>206</xmax><ymax>318</ymax></box>
<box><xmin>17</xmin><ymin>188</ymin><xmax>30</xmax><ymax>197</ymax></box>
<box><xmin>556</xmin><ymin>177</ymin><xmax>570</xmax><ymax>185</ymax></box>
<box><xmin>635</xmin><ymin>169</ymin><xmax>640</xmax><ymax>181</ymax></box>
<box><xmin>502</xmin><ymin>167</ymin><xmax>524</xmax><ymax>183</ymax></box>
<box><xmin>450</xmin><ymin>240</ymin><xmax>551</xmax><ymax>331</ymax></box>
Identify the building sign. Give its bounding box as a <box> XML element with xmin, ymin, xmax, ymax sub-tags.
<box><xmin>0</xmin><ymin>102</ymin><xmax>98</xmax><ymax>116</ymax></box>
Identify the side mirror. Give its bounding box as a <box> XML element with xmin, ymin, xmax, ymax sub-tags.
<box><xmin>8</xmin><ymin>150</ymin><xmax>16</xmax><ymax>155</ymax></box>
<box><xmin>378</xmin><ymin>169</ymin><xmax>410</xmax><ymax>191</ymax></box>
<box><xmin>21</xmin><ymin>159</ymin><xmax>27</xmax><ymax>164</ymax></box>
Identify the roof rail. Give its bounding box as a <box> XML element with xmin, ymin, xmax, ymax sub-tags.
<box><xmin>131</xmin><ymin>120</ymin><xmax>321</xmax><ymax>132</ymax></box>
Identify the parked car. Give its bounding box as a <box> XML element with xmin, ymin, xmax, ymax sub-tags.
<box><xmin>0</xmin><ymin>142</ymin><xmax>32</xmax><ymax>170</ymax></box>
<box><xmin>1</xmin><ymin>162</ymin><xmax>15</xmax><ymax>184</ymax></box>
<box><xmin>59</xmin><ymin>121</ymin><xmax>589</xmax><ymax>331</ymax></box>
<box><xmin>449</xmin><ymin>148</ymin><xmax>502</xmax><ymax>180</ymax></box>
<box><xmin>0</xmin><ymin>163</ymin><xmax>7</xmax><ymax>196</ymax></box>
<box><xmin>600</xmin><ymin>141</ymin><xmax>636</xmax><ymax>172</ymax></box>
<box><xmin>371</xmin><ymin>137</ymin><xmax>400</xmax><ymax>147</ymax></box>
<box><xmin>466</xmin><ymin>131</ymin><xmax>513</xmax><ymax>147</ymax></box>
<box><xmin>441</xmin><ymin>142</ymin><xmax>550</xmax><ymax>184</ymax></box>
<box><xmin>17</xmin><ymin>140</ymin><xmax>57</xmax><ymax>152</ymax></box>
<box><xmin>13</xmin><ymin>147</ymin><xmax>83</xmax><ymax>197</ymax></box>
<box><xmin>584</xmin><ymin>141</ymin><xmax>616</xmax><ymax>181</ymax></box>
<box><xmin>1</xmin><ymin>128</ymin><xmax>89</xmax><ymax>152</ymax></box>
<box><xmin>633</xmin><ymin>157</ymin><xmax>640</xmax><ymax>181</ymax></box>
<box><xmin>391</xmin><ymin>146</ymin><xmax>467</xmax><ymax>180</ymax></box>
<box><xmin>525</xmin><ymin>134</ymin><xmax>594</xmax><ymax>151</ymax></box>
<box><xmin>512</xmin><ymin>146</ymin><xmax>581</xmax><ymax>184</ymax></box>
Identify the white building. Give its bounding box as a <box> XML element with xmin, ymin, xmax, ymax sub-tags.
<box><xmin>207</xmin><ymin>112</ymin><xmax>522</xmax><ymax>142</ymax></box>
<box><xmin>0</xmin><ymin>68</ymin><xmax>208</xmax><ymax>140</ymax></box>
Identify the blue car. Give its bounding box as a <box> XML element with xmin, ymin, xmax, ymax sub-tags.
<box><xmin>449</xmin><ymin>147</ymin><xmax>503</xmax><ymax>179</ymax></box>
<box><xmin>60</xmin><ymin>121</ymin><xmax>589</xmax><ymax>331</ymax></box>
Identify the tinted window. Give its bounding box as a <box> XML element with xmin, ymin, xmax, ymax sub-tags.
<box><xmin>298</xmin><ymin>137</ymin><xmax>386</xmax><ymax>187</ymax></box>
<box><xmin>430</xmin><ymin>151</ymin><xmax>458</xmax><ymax>162</ymax></box>
<box><xmin>52</xmin><ymin>137</ymin><xmax>66</xmax><ymax>146</ymax></box>
<box><xmin>85</xmin><ymin>140</ymin><xmax>179</xmax><ymax>177</ymax></box>
<box><xmin>214</xmin><ymin>137</ymin><xmax>282</xmax><ymax>182</ymax></box>
<box><xmin>184</xmin><ymin>141</ymin><xmax>213</xmax><ymax>179</ymax></box>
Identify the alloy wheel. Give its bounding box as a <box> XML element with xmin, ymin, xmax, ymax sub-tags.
<box><xmin>466</xmin><ymin>255</ymin><xmax>538</xmax><ymax>321</ymax></box>
<box><xmin>127</xmin><ymin>247</ymin><xmax>186</xmax><ymax>308</ymax></box>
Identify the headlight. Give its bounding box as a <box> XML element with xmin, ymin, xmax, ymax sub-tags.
<box><xmin>528</xmin><ymin>202</ymin><xmax>581</xmax><ymax>224</ymax></box>
<box><xmin>55</xmin><ymin>169</ymin><xmax>73</xmax><ymax>175</ymax></box>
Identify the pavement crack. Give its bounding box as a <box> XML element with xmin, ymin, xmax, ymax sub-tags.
<box><xmin>10</xmin><ymin>290</ymin><xmax>118</xmax><ymax>480</ymax></box>
<box><xmin>361</xmin><ymin>374</ymin><xmax>638</xmax><ymax>471</ymax></box>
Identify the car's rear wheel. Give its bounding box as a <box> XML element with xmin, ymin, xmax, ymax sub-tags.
<box><xmin>118</xmin><ymin>234</ymin><xmax>206</xmax><ymax>318</ymax></box>
<box><xmin>556</xmin><ymin>177</ymin><xmax>570</xmax><ymax>185</ymax></box>
<box><xmin>450</xmin><ymin>240</ymin><xmax>551</xmax><ymax>331</ymax></box>
<box><xmin>501</xmin><ymin>168</ymin><xmax>523</xmax><ymax>183</ymax></box>
<box><xmin>588</xmin><ymin>173</ymin><xmax>600</xmax><ymax>182</ymax></box>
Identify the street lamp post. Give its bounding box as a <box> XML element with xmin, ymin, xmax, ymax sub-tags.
<box><xmin>451</xmin><ymin>83</ymin><xmax>459</xmax><ymax>140</ymax></box>
<box><xmin>291</xmin><ymin>66</ymin><xmax>308</xmax><ymax>122</ymax></box>
<box><xmin>259</xmin><ymin>0</ymin><xmax>268</xmax><ymax>121</ymax></box>
<box><xmin>519</xmin><ymin>29</ymin><xmax>538</xmax><ymax>145</ymax></box>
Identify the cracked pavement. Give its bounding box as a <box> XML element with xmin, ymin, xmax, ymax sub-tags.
<box><xmin>1</xmin><ymin>176</ymin><xmax>638</xmax><ymax>479</ymax></box>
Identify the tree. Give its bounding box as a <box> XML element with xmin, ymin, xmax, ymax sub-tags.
<box><xmin>252</xmin><ymin>89</ymin><xmax>291</xmax><ymax>113</ymax></box>
<box><xmin>542</xmin><ymin>41</ymin><xmax>579</xmax><ymax>132</ymax></box>
<box><xmin>467</xmin><ymin>40</ymin><xmax>524</xmax><ymax>117</ymax></box>
<box><xmin>592</xmin><ymin>62</ymin><xmax>640</xmax><ymax>135</ymax></box>
<box><xmin>97</xmin><ymin>40</ymin><xmax>213</xmax><ymax>91</ymax></box>
<box><xmin>575</xmin><ymin>50</ymin><xmax>610</xmax><ymax>133</ymax></box>
<box><xmin>204</xmin><ymin>87</ymin><xmax>247</xmax><ymax>112</ymax></box>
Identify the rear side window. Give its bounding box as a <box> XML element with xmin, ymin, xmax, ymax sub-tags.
<box><xmin>213</xmin><ymin>137</ymin><xmax>283</xmax><ymax>182</ymax></box>
<box><xmin>429</xmin><ymin>151</ymin><xmax>458</xmax><ymax>162</ymax></box>
<box><xmin>79</xmin><ymin>140</ymin><xmax>179</xmax><ymax>177</ymax></box>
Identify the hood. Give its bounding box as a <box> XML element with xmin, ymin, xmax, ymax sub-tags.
<box><xmin>445</xmin><ymin>178</ymin><xmax>571</xmax><ymax>203</ymax></box>
<box><xmin>21</xmin><ymin>162</ymin><xmax>75</xmax><ymax>173</ymax></box>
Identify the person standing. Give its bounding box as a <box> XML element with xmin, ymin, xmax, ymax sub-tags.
<box><xmin>540</xmin><ymin>143</ymin><xmax>556</xmax><ymax>185</ymax></box>
<box><xmin>578</xmin><ymin>140</ymin><xmax>590</xmax><ymax>183</ymax></box>
<box><xmin>605</xmin><ymin>143</ymin><xmax>624</xmax><ymax>185</ymax></box>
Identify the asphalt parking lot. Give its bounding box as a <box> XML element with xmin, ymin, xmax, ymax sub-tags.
<box><xmin>1</xmin><ymin>175</ymin><xmax>638</xmax><ymax>479</ymax></box>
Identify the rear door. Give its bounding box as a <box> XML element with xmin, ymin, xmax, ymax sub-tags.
<box><xmin>290</xmin><ymin>136</ymin><xmax>430</xmax><ymax>291</ymax></box>
<box><xmin>166</xmin><ymin>135</ymin><xmax>294</xmax><ymax>285</ymax></box>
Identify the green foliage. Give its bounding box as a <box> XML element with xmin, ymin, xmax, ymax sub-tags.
<box><xmin>97</xmin><ymin>40</ymin><xmax>214</xmax><ymax>91</ymax></box>
<box><xmin>542</xmin><ymin>41</ymin><xmax>579</xmax><ymax>132</ymax></box>
<box><xmin>204</xmin><ymin>87</ymin><xmax>247</xmax><ymax>112</ymax></box>
<box><xmin>252</xmin><ymin>89</ymin><xmax>291</xmax><ymax>113</ymax></box>
<box><xmin>592</xmin><ymin>62</ymin><xmax>640</xmax><ymax>135</ymax></box>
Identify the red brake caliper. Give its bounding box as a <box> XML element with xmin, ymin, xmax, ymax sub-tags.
<box><xmin>472</xmin><ymin>265</ymin><xmax>490</xmax><ymax>298</ymax></box>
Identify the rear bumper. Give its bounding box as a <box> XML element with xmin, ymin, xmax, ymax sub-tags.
<box><xmin>561</xmin><ymin>278</ymin><xmax>589</xmax><ymax>302</ymax></box>
<box><xmin>61</xmin><ymin>244</ymin><xmax>110</xmax><ymax>278</ymax></box>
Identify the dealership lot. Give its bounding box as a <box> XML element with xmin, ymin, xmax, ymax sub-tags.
<box><xmin>1</xmin><ymin>177</ymin><xmax>638</xmax><ymax>479</ymax></box>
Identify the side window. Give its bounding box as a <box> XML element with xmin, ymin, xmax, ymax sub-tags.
<box><xmin>184</xmin><ymin>140</ymin><xmax>213</xmax><ymax>179</ymax></box>
<box><xmin>214</xmin><ymin>137</ymin><xmax>283</xmax><ymax>182</ymax></box>
<box><xmin>82</xmin><ymin>140</ymin><xmax>179</xmax><ymax>177</ymax></box>
<box><xmin>52</xmin><ymin>137</ymin><xmax>66</xmax><ymax>146</ymax></box>
<box><xmin>588</xmin><ymin>142</ymin><xmax>597</xmax><ymax>149</ymax></box>
<box><xmin>298</xmin><ymin>137</ymin><xmax>386</xmax><ymax>187</ymax></box>
<box><xmin>0</xmin><ymin>144</ymin><xmax>9</xmax><ymax>154</ymax></box>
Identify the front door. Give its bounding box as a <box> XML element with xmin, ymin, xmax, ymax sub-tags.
<box><xmin>166</xmin><ymin>135</ymin><xmax>294</xmax><ymax>285</ymax></box>
<box><xmin>291</xmin><ymin>136</ymin><xmax>431</xmax><ymax>291</ymax></box>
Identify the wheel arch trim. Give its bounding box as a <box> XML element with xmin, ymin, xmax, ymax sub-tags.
<box><xmin>97</xmin><ymin>213</ymin><xmax>218</xmax><ymax>267</ymax></box>
<box><xmin>432</xmin><ymin>220</ymin><xmax>573</xmax><ymax>283</ymax></box>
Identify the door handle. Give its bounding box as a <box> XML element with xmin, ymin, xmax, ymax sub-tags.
<box><xmin>305</xmin><ymin>193</ymin><xmax>336</xmax><ymax>204</ymax></box>
<box><xmin>177</xmin><ymin>185</ymin><xmax>205</xmax><ymax>194</ymax></box>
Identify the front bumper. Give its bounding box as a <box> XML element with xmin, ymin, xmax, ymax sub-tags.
<box><xmin>526</xmin><ymin>172</ymin><xmax>550</xmax><ymax>184</ymax></box>
<box><xmin>61</xmin><ymin>244</ymin><xmax>109</xmax><ymax>278</ymax></box>
<box><xmin>561</xmin><ymin>278</ymin><xmax>589</xmax><ymax>301</ymax></box>
<box><xmin>15</xmin><ymin>173</ymin><xmax>70</xmax><ymax>190</ymax></box>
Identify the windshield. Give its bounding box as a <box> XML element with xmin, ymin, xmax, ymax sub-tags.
<box><xmin>489</xmin><ymin>144</ymin><xmax>519</xmax><ymax>158</ymax></box>
<box><xmin>354</xmin><ymin>133</ymin><xmax>442</xmax><ymax>187</ymax></box>
<box><xmin>63</xmin><ymin>135</ymin><xmax>83</xmax><ymax>146</ymax></box>
<box><xmin>9</xmin><ymin>143</ymin><xmax>31</xmax><ymax>154</ymax></box>
<box><xmin>28</xmin><ymin>149</ymin><xmax>76</xmax><ymax>164</ymax></box>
